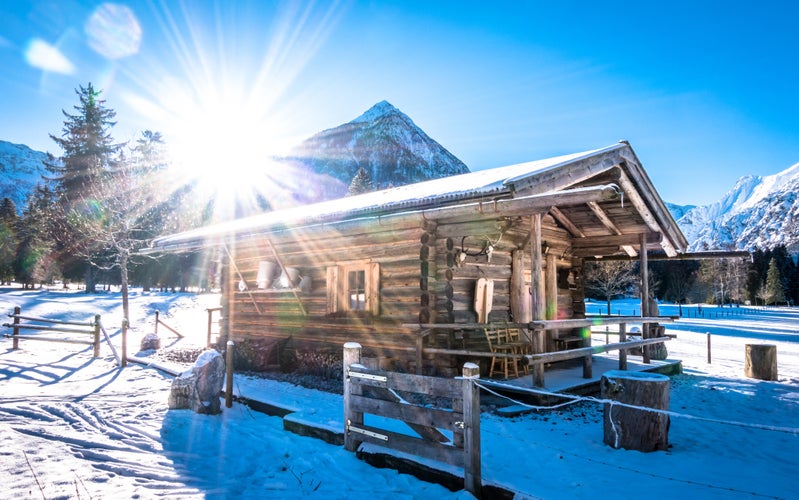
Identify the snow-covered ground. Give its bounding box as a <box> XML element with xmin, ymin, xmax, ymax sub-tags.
<box><xmin>1</xmin><ymin>289</ymin><xmax>797</xmax><ymax>499</ymax></box>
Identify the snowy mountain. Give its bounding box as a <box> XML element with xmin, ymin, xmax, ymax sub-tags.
<box><xmin>284</xmin><ymin>100</ymin><xmax>470</xmax><ymax>198</ymax></box>
<box><xmin>672</xmin><ymin>161</ymin><xmax>799</xmax><ymax>254</ymax></box>
<box><xmin>0</xmin><ymin>140</ymin><xmax>49</xmax><ymax>212</ymax></box>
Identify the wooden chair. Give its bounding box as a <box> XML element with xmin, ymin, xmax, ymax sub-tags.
<box><xmin>504</xmin><ymin>327</ymin><xmax>531</xmax><ymax>375</ymax></box>
<box><xmin>484</xmin><ymin>326</ymin><xmax>519</xmax><ymax>379</ymax></box>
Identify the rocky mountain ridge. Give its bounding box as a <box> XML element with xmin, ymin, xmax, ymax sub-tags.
<box><xmin>284</xmin><ymin>100</ymin><xmax>470</xmax><ymax>197</ymax></box>
<box><xmin>669</xmin><ymin>161</ymin><xmax>799</xmax><ymax>254</ymax></box>
<box><xmin>0</xmin><ymin>140</ymin><xmax>50</xmax><ymax>212</ymax></box>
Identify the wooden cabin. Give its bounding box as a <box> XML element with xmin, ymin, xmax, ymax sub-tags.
<box><xmin>148</xmin><ymin>142</ymin><xmax>688</xmax><ymax>377</ymax></box>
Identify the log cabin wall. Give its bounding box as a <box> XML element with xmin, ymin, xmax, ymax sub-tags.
<box><xmin>429</xmin><ymin>213</ymin><xmax>579</xmax><ymax>354</ymax></box>
<box><xmin>220</xmin><ymin>209</ymin><xmax>588</xmax><ymax>374</ymax></box>
<box><xmin>221</xmin><ymin>221</ymin><xmax>435</xmax><ymax>371</ymax></box>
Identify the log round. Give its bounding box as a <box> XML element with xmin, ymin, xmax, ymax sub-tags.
<box><xmin>744</xmin><ymin>344</ymin><xmax>778</xmax><ymax>381</ymax></box>
<box><xmin>601</xmin><ymin>370</ymin><xmax>670</xmax><ymax>452</ymax></box>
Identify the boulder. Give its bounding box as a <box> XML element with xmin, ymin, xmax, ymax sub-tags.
<box><xmin>140</xmin><ymin>333</ymin><xmax>161</xmax><ymax>351</ymax></box>
<box><xmin>167</xmin><ymin>350</ymin><xmax>225</xmax><ymax>414</ymax></box>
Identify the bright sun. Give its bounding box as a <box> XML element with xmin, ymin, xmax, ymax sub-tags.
<box><xmin>119</xmin><ymin>1</ymin><xmax>346</xmax><ymax>221</ymax></box>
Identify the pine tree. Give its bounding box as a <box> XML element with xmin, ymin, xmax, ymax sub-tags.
<box><xmin>14</xmin><ymin>186</ymin><xmax>60</xmax><ymax>288</ymax></box>
<box><xmin>47</xmin><ymin>83</ymin><xmax>123</xmax><ymax>291</ymax></box>
<box><xmin>347</xmin><ymin>167</ymin><xmax>374</xmax><ymax>196</ymax></box>
<box><xmin>0</xmin><ymin>198</ymin><xmax>18</xmax><ymax>284</ymax></box>
<box><xmin>765</xmin><ymin>258</ymin><xmax>785</xmax><ymax>305</ymax></box>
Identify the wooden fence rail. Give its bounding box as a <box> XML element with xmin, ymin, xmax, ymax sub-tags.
<box><xmin>343</xmin><ymin>342</ymin><xmax>482</xmax><ymax>498</ymax></box>
<box><xmin>405</xmin><ymin>316</ymin><xmax>673</xmax><ymax>387</ymax></box>
<box><xmin>154</xmin><ymin>311</ymin><xmax>185</xmax><ymax>338</ymax></box>
<box><xmin>3</xmin><ymin>306</ymin><xmax>101</xmax><ymax>357</ymax></box>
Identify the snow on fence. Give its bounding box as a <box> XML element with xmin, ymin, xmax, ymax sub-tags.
<box><xmin>343</xmin><ymin>342</ymin><xmax>482</xmax><ymax>498</ymax></box>
<box><xmin>3</xmin><ymin>306</ymin><xmax>102</xmax><ymax>358</ymax></box>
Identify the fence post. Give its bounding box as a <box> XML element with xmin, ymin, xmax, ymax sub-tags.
<box><xmin>706</xmin><ymin>332</ymin><xmax>711</xmax><ymax>364</ymax></box>
<box><xmin>462</xmin><ymin>362</ymin><xmax>482</xmax><ymax>498</ymax></box>
<box><xmin>225</xmin><ymin>341</ymin><xmax>234</xmax><ymax>408</ymax></box>
<box><xmin>343</xmin><ymin>342</ymin><xmax>363</xmax><ymax>452</ymax></box>
<box><xmin>12</xmin><ymin>306</ymin><xmax>20</xmax><ymax>350</ymax></box>
<box><xmin>93</xmin><ymin>314</ymin><xmax>101</xmax><ymax>357</ymax></box>
<box><xmin>154</xmin><ymin>311</ymin><xmax>160</xmax><ymax>335</ymax></box>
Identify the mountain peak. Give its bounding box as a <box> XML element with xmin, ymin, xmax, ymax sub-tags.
<box><xmin>350</xmin><ymin>100</ymin><xmax>404</xmax><ymax>124</ymax></box>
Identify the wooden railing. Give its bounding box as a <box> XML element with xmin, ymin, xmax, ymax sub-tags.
<box><xmin>404</xmin><ymin>316</ymin><xmax>673</xmax><ymax>387</ymax></box>
<box><xmin>3</xmin><ymin>306</ymin><xmax>102</xmax><ymax>358</ymax></box>
<box><xmin>343</xmin><ymin>342</ymin><xmax>482</xmax><ymax>497</ymax></box>
<box><xmin>154</xmin><ymin>311</ymin><xmax>185</xmax><ymax>339</ymax></box>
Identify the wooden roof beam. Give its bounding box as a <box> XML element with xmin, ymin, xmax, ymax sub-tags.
<box><xmin>586</xmin><ymin>201</ymin><xmax>637</xmax><ymax>257</ymax></box>
<box><xmin>572</xmin><ymin>232</ymin><xmax>662</xmax><ymax>249</ymax></box>
<box><xmin>549</xmin><ymin>207</ymin><xmax>585</xmax><ymax>238</ymax></box>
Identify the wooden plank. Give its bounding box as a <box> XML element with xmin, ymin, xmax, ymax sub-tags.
<box><xmin>349</xmin><ymin>394</ymin><xmax>461</xmax><ymax>431</ymax></box>
<box><xmin>349</xmin><ymin>366</ymin><xmax>462</xmax><ymax>399</ymax></box>
<box><xmin>6</xmin><ymin>315</ymin><xmax>93</xmax><ymax>327</ymax></box>
<box><xmin>2</xmin><ymin>324</ymin><xmax>95</xmax><ymax>335</ymax></box>
<box><xmin>349</xmin><ymin>423</ymin><xmax>464</xmax><ymax>467</ymax></box>
<box><xmin>571</xmin><ymin>232</ymin><xmax>661</xmax><ymax>249</ymax></box>
<box><xmin>549</xmin><ymin>207</ymin><xmax>584</xmax><ymax>238</ymax></box>
<box><xmin>3</xmin><ymin>334</ymin><xmax>95</xmax><ymax>345</ymax></box>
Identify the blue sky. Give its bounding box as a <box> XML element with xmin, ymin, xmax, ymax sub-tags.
<box><xmin>1</xmin><ymin>0</ymin><xmax>797</xmax><ymax>206</ymax></box>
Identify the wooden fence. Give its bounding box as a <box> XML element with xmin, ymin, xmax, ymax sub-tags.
<box><xmin>406</xmin><ymin>316</ymin><xmax>673</xmax><ymax>387</ymax></box>
<box><xmin>343</xmin><ymin>342</ymin><xmax>482</xmax><ymax>498</ymax></box>
<box><xmin>3</xmin><ymin>306</ymin><xmax>102</xmax><ymax>357</ymax></box>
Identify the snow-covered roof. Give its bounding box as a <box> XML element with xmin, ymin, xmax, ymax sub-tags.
<box><xmin>149</xmin><ymin>142</ymin><xmax>686</xmax><ymax>253</ymax></box>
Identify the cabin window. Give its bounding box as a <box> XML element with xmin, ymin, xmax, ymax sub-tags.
<box><xmin>327</xmin><ymin>262</ymin><xmax>380</xmax><ymax>316</ymax></box>
<box><xmin>347</xmin><ymin>270</ymin><xmax>366</xmax><ymax>310</ymax></box>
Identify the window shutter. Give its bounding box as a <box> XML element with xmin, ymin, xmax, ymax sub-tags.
<box><xmin>366</xmin><ymin>262</ymin><xmax>380</xmax><ymax>316</ymax></box>
<box><xmin>326</xmin><ymin>266</ymin><xmax>339</xmax><ymax>314</ymax></box>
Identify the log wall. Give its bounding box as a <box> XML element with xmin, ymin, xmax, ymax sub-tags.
<box><xmin>221</xmin><ymin>211</ymin><xmax>583</xmax><ymax>374</ymax></box>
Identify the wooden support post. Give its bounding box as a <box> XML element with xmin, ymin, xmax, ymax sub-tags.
<box><xmin>343</xmin><ymin>342</ymin><xmax>363</xmax><ymax>452</ymax></box>
<box><xmin>12</xmin><ymin>306</ymin><xmax>20</xmax><ymax>350</ymax></box>
<box><xmin>510</xmin><ymin>250</ymin><xmax>530</xmax><ymax>323</ymax></box>
<box><xmin>154</xmin><ymin>310</ymin><xmax>159</xmax><ymax>335</ymax></box>
<box><xmin>744</xmin><ymin>344</ymin><xmax>777</xmax><ymax>380</ymax></box>
<box><xmin>530</xmin><ymin>213</ymin><xmax>546</xmax><ymax>388</ymax></box>
<box><xmin>225</xmin><ymin>341</ymin><xmax>234</xmax><ymax>408</ymax></box>
<box><xmin>462</xmin><ymin>362</ymin><xmax>482</xmax><ymax>498</ymax></box>
<box><xmin>618</xmin><ymin>323</ymin><xmax>627</xmax><ymax>370</ymax></box>
<box><xmin>601</xmin><ymin>370</ymin><xmax>670</xmax><ymax>452</ymax></box>
<box><xmin>639</xmin><ymin>233</ymin><xmax>651</xmax><ymax>364</ymax></box>
<box><xmin>93</xmin><ymin>314</ymin><xmax>101</xmax><ymax>358</ymax></box>
<box><xmin>582</xmin><ymin>353</ymin><xmax>593</xmax><ymax>379</ymax></box>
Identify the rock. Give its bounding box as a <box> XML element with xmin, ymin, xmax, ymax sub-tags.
<box><xmin>140</xmin><ymin>333</ymin><xmax>161</xmax><ymax>351</ymax></box>
<box><xmin>167</xmin><ymin>349</ymin><xmax>225</xmax><ymax>414</ymax></box>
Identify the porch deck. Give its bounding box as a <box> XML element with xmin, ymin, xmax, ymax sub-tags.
<box><xmin>481</xmin><ymin>352</ymin><xmax>682</xmax><ymax>397</ymax></box>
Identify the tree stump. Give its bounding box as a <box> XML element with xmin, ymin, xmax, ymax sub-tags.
<box><xmin>744</xmin><ymin>344</ymin><xmax>778</xmax><ymax>381</ymax></box>
<box><xmin>601</xmin><ymin>370</ymin><xmax>670</xmax><ymax>452</ymax></box>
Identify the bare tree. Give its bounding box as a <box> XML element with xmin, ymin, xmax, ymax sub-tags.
<box><xmin>584</xmin><ymin>261</ymin><xmax>638</xmax><ymax>315</ymax></box>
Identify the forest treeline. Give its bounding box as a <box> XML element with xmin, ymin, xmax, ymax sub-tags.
<box><xmin>0</xmin><ymin>84</ymin><xmax>220</xmax><ymax>292</ymax></box>
<box><xmin>585</xmin><ymin>246</ymin><xmax>799</xmax><ymax>309</ymax></box>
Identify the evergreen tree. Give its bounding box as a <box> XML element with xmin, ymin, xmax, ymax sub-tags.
<box><xmin>47</xmin><ymin>83</ymin><xmax>123</xmax><ymax>292</ymax></box>
<box><xmin>0</xmin><ymin>198</ymin><xmax>18</xmax><ymax>284</ymax></box>
<box><xmin>347</xmin><ymin>167</ymin><xmax>374</xmax><ymax>196</ymax></box>
<box><xmin>14</xmin><ymin>186</ymin><xmax>60</xmax><ymax>288</ymax></box>
<box><xmin>765</xmin><ymin>258</ymin><xmax>785</xmax><ymax>305</ymax></box>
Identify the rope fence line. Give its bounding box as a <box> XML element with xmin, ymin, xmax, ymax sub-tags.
<box><xmin>473</xmin><ymin>380</ymin><xmax>799</xmax><ymax>435</ymax></box>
